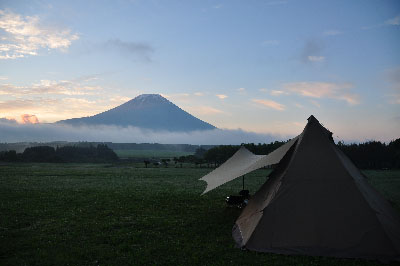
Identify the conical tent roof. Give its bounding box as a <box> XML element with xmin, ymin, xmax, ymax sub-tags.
<box><xmin>232</xmin><ymin>116</ymin><xmax>400</xmax><ymax>261</ymax></box>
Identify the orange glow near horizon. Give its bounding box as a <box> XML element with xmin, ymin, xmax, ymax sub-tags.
<box><xmin>20</xmin><ymin>114</ymin><xmax>39</xmax><ymax>124</ymax></box>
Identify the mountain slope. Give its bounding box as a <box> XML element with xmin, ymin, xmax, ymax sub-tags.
<box><xmin>57</xmin><ymin>94</ymin><xmax>216</xmax><ymax>131</ymax></box>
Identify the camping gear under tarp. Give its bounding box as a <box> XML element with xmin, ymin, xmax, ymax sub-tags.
<box><xmin>200</xmin><ymin>115</ymin><xmax>400</xmax><ymax>261</ymax></box>
<box><xmin>200</xmin><ymin>136</ymin><xmax>299</xmax><ymax>194</ymax></box>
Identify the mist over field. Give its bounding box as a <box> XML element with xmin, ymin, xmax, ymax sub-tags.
<box><xmin>0</xmin><ymin>121</ymin><xmax>287</xmax><ymax>145</ymax></box>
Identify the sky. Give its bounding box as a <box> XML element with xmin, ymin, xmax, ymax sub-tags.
<box><xmin>0</xmin><ymin>0</ymin><xmax>399</xmax><ymax>143</ymax></box>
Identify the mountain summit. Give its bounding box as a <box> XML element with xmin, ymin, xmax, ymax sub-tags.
<box><xmin>57</xmin><ymin>94</ymin><xmax>216</xmax><ymax>132</ymax></box>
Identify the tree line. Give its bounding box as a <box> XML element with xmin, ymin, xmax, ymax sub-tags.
<box><xmin>179</xmin><ymin>139</ymin><xmax>400</xmax><ymax>170</ymax></box>
<box><xmin>0</xmin><ymin>144</ymin><xmax>119</xmax><ymax>163</ymax></box>
<box><xmin>1</xmin><ymin>139</ymin><xmax>399</xmax><ymax>169</ymax></box>
<box><xmin>171</xmin><ymin>141</ymin><xmax>287</xmax><ymax>168</ymax></box>
<box><xmin>337</xmin><ymin>139</ymin><xmax>400</xmax><ymax>169</ymax></box>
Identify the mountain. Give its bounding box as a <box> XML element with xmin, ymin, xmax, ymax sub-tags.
<box><xmin>56</xmin><ymin>94</ymin><xmax>216</xmax><ymax>131</ymax></box>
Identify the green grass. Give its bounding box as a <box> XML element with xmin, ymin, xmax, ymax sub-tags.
<box><xmin>113</xmin><ymin>149</ymin><xmax>194</xmax><ymax>159</ymax></box>
<box><xmin>364</xmin><ymin>170</ymin><xmax>400</xmax><ymax>212</ymax></box>
<box><xmin>0</xmin><ymin>164</ymin><xmax>399</xmax><ymax>266</ymax></box>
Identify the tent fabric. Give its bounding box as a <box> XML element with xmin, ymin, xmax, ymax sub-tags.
<box><xmin>200</xmin><ymin>136</ymin><xmax>299</xmax><ymax>194</ymax></box>
<box><xmin>231</xmin><ymin>115</ymin><xmax>400</xmax><ymax>261</ymax></box>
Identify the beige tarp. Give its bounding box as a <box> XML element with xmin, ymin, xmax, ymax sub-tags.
<box><xmin>200</xmin><ymin>136</ymin><xmax>299</xmax><ymax>194</ymax></box>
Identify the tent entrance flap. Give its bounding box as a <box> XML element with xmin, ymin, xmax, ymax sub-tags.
<box><xmin>199</xmin><ymin>136</ymin><xmax>299</xmax><ymax>194</ymax></box>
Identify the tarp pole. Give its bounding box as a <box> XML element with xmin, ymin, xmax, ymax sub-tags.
<box><xmin>242</xmin><ymin>175</ymin><xmax>245</xmax><ymax>191</ymax></box>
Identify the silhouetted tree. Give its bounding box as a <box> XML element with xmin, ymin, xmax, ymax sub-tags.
<box><xmin>23</xmin><ymin>146</ymin><xmax>57</xmax><ymax>162</ymax></box>
<box><xmin>0</xmin><ymin>150</ymin><xmax>19</xmax><ymax>162</ymax></box>
<box><xmin>3</xmin><ymin>144</ymin><xmax>120</xmax><ymax>163</ymax></box>
<box><xmin>203</xmin><ymin>145</ymin><xmax>238</xmax><ymax>167</ymax></box>
<box><xmin>337</xmin><ymin>140</ymin><xmax>398</xmax><ymax>169</ymax></box>
<box><xmin>194</xmin><ymin>148</ymin><xmax>207</xmax><ymax>158</ymax></box>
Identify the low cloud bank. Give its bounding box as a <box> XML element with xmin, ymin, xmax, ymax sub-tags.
<box><xmin>0</xmin><ymin>122</ymin><xmax>289</xmax><ymax>145</ymax></box>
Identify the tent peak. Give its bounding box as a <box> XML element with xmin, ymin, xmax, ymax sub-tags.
<box><xmin>306</xmin><ymin>115</ymin><xmax>334</xmax><ymax>142</ymax></box>
<box><xmin>307</xmin><ymin>115</ymin><xmax>319</xmax><ymax>123</ymax></box>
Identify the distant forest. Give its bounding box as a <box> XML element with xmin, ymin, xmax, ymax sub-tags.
<box><xmin>0</xmin><ymin>139</ymin><xmax>399</xmax><ymax>169</ymax></box>
<box><xmin>0</xmin><ymin>144</ymin><xmax>118</xmax><ymax>163</ymax></box>
<box><xmin>194</xmin><ymin>138</ymin><xmax>400</xmax><ymax>170</ymax></box>
<box><xmin>337</xmin><ymin>139</ymin><xmax>400</xmax><ymax>169</ymax></box>
<box><xmin>0</xmin><ymin>142</ymin><xmax>213</xmax><ymax>153</ymax></box>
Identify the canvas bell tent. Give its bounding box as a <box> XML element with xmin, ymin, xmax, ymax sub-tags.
<box><xmin>200</xmin><ymin>115</ymin><xmax>400</xmax><ymax>261</ymax></box>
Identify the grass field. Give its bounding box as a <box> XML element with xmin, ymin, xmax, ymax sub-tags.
<box><xmin>0</xmin><ymin>164</ymin><xmax>399</xmax><ymax>266</ymax></box>
<box><xmin>113</xmin><ymin>149</ymin><xmax>194</xmax><ymax>159</ymax></box>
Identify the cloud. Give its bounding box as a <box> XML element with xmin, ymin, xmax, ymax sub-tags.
<box><xmin>186</xmin><ymin>106</ymin><xmax>225</xmax><ymax>115</ymax></box>
<box><xmin>0</xmin><ymin>76</ymin><xmax>8</xmax><ymax>80</ymax></box>
<box><xmin>216</xmin><ymin>94</ymin><xmax>228</xmax><ymax>99</ymax></box>
<box><xmin>336</xmin><ymin>94</ymin><xmax>360</xmax><ymax>105</ymax></box>
<box><xmin>61</xmin><ymin>97</ymin><xmax>96</xmax><ymax>106</ymax></box>
<box><xmin>237</xmin><ymin>88</ymin><xmax>246</xmax><ymax>94</ymax></box>
<box><xmin>103</xmin><ymin>38</ymin><xmax>154</xmax><ymax>62</ymax></box>
<box><xmin>293</xmin><ymin>122</ymin><xmax>303</xmax><ymax>127</ymax></box>
<box><xmin>20</xmin><ymin>114</ymin><xmax>39</xmax><ymax>124</ymax></box>
<box><xmin>0</xmin><ymin>96</ymin><xmax>116</xmax><ymax>123</ymax></box>
<box><xmin>0</xmin><ymin>75</ymin><xmax>128</xmax><ymax>123</ymax></box>
<box><xmin>0</xmin><ymin>97</ymin><xmax>84</xmax><ymax>121</ymax></box>
<box><xmin>310</xmin><ymin>100</ymin><xmax>321</xmax><ymax>108</ymax></box>
<box><xmin>301</xmin><ymin>40</ymin><xmax>325</xmax><ymax>63</ymax></box>
<box><xmin>161</xmin><ymin>93</ymin><xmax>192</xmax><ymax>104</ymax></box>
<box><xmin>363</xmin><ymin>14</ymin><xmax>400</xmax><ymax>30</ymax></box>
<box><xmin>194</xmin><ymin>92</ymin><xmax>204</xmax><ymax>96</ymax></box>
<box><xmin>285</xmin><ymin>82</ymin><xmax>340</xmax><ymax>98</ymax></box>
<box><xmin>270</xmin><ymin>90</ymin><xmax>288</xmax><ymax>96</ymax></box>
<box><xmin>307</xmin><ymin>55</ymin><xmax>325</xmax><ymax>62</ymax></box>
<box><xmin>323</xmin><ymin>30</ymin><xmax>342</xmax><ymax>36</ymax></box>
<box><xmin>259</xmin><ymin>88</ymin><xmax>268</xmax><ymax>92</ymax></box>
<box><xmin>252</xmin><ymin>99</ymin><xmax>285</xmax><ymax>111</ymax></box>
<box><xmin>0</xmin><ymin>122</ymin><xmax>288</xmax><ymax>145</ymax></box>
<box><xmin>283</xmin><ymin>81</ymin><xmax>360</xmax><ymax>105</ymax></box>
<box><xmin>109</xmin><ymin>95</ymin><xmax>132</xmax><ymax>103</ymax></box>
<box><xmin>385</xmin><ymin>15</ymin><xmax>400</xmax><ymax>26</ymax></box>
<box><xmin>0</xmin><ymin>99</ymin><xmax>37</xmax><ymax>111</ymax></box>
<box><xmin>0</xmin><ymin>77</ymin><xmax>102</xmax><ymax>96</ymax></box>
<box><xmin>0</xmin><ymin>9</ymin><xmax>79</xmax><ymax>59</ymax></box>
